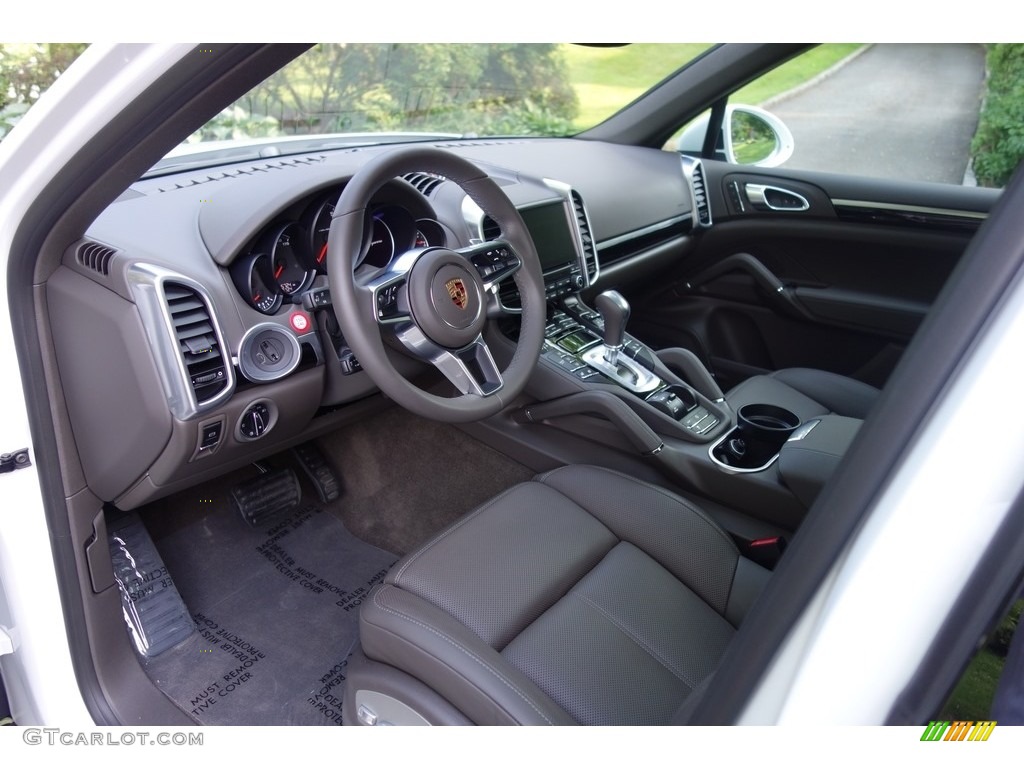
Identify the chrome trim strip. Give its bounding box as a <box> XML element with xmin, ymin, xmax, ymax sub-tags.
<box><xmin>580</xmin><ymin>345</ymin><xmax>661</xmax><ymax>394</ymax></box>
<box><xmin>787</xmin><ymin>418</ymin><xmax>821</xmax><ymax>442</ymax></box>
<box><xmin>595</xmin><ymin>215</ymin><xmax>690</xmax><ymax>251</ymax></box>
<box><xmin>831</xmin><ymin>198</ymin><xmax>989</xmax><ymax>220</ymax></box>
<box><xmin>127</xmin><ymin>263</ymin><xmax>236</xmax><ymax>421</ymax></box>
<box><xmin>708</xmin><ymin>426</ymin><xmax>779</xmax><ymax>474</ymax></box>
<box><xmin>680</xmin><ymin>155</ymin><xmax>711</xmax><ymax>228</ymax></box>
<box><xmin>543</xmin><ymin>178</ymin><xmax>598</xmax><ymax>288</ymax></box>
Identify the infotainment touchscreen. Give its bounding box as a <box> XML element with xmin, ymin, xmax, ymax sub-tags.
<box><xmin>518</xmin><ymin>201</ymin><xmax>578</xmax><ymax>273</ymax></box>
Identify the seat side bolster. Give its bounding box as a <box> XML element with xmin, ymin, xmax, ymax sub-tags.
<box><xmin>360</xmin><ymin>584</ymin><xmax>576</xmax><ymax>725</ymax></box>
<box><xmin>725</xmin><ymin>557</ymin><xmax>772</xmax><ymax>627</ymax></box>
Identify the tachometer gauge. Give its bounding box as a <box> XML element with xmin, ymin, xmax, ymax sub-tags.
<box><xmin>264</xmin><ymin>222</ymin><xmax>315</xmax><ymax>296</ymax></box>
<box><xmin>361</xmin><ymin>214</ymin><xmax>396</xmax><ymax>269</ymax></box>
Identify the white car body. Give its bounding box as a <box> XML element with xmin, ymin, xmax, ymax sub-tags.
<box><xmin>1</xmin><ymin>42</ymin><xmax>1023</xmax><ymax>731</ymax></box>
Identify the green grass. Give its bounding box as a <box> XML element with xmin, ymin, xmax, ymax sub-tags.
<box><xmin>939</xmin><ymin>599</ymin><xmax>1023</xmax><ymax>721</ymax></box>
<box><xmin>734</xmin><ymin>44</ymin><xmax>864</xmax><ymax>105</ymax></box>
<box><xmin>562</xmin><ymin>44</ymin><xmax>712</xmax><ymax>129</ymax></box>
<box><xmin>562</xmin><ymin>43</ymin><xmax>864</xmax><ymax>134</ymax></box>
<box><xmin>940</xmin><ymin>647</ymin><xmax>1005</xmax><ymax>721</ymax></box>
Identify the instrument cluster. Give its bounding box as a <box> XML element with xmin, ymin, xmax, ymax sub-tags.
<box><xmin>231</xmin><ymin>189</ymin><xmax>447</xmax><ymax>316</ymax></box>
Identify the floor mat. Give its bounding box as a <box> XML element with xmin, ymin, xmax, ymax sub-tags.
<box><xmin>141</xmin><ymin>499</ymin><xmax>396</xmax><ymax>725</ymax></box>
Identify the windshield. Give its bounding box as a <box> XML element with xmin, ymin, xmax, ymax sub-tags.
<box><xmin>181</xmin><ymin>44</ymin><xmax>712</xmax><ymax>146</ymax></box>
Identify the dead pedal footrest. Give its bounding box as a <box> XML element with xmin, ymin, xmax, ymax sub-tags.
<box><xmin>109</xmin><ymin>514</ymin><xmax>195</xmax><ymax>657</ymax></box>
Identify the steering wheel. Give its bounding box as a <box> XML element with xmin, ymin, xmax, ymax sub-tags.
<box><xmin>326</xmin><ymin>146</ymin><xmax>546</xmax><ymax>422</ymax></box>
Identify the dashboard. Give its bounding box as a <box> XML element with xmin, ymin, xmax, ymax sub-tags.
<box><xmin>46</xmin><ymin>138</ymin><xmax>702</xmax><ymax>509</ymax></box>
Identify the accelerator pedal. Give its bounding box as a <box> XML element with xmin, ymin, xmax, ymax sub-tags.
<box><xmin>291</xmin><ymin>442</ymin><xmax>342</xmax><ymax>503</ymax></box>
<box><xmin>109</xmin><ymin>514</ymin><xmax>195</xmax><ymax>657</ymax></box>
<box><xmin>231</xmin><ymin>468</ymin><xmax>302</xmax><ymax>528</ymax></box>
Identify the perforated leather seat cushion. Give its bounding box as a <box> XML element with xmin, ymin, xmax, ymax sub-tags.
<box><xmin>357</xmin><ymin>465</ymin><xmax>770</xmax><ymax>725</ymax></box>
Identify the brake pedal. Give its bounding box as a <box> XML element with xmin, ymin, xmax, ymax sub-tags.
<box><xmin>291</xmin><ymin>442</ymin><xmax>342</xmax><ymax>503</ymax></box>
<box><xmin>231</xmin><ymin>468</ymin><xmax>302</xmax><ymax>527</ymax></box>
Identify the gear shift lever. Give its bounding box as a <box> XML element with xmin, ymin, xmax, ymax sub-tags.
<box><xmin>595</xmin><ymin>290</ymin><xmax>630</xmax><ymax>365</ymax></box>
<box><xmin>580</xmin><ymin>290</ymin><xmax>659</xmax><ymax>394</ymax></box>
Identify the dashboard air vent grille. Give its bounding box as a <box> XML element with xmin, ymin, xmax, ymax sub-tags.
<box><xmin>569</xmin><ymin>190</ymin><xmax>598</xmax><ymax>283</ymax></box>
<box><xmin>164</xmin><ymin>282</ymin><xmax>229</xmax><ymax>404</ymax></box>
<box><xmin>403</xmin><ymin>172</ymin><xmax>446</xmax><ymax>196</ymax></box>
<box><xmin>690</xmin><ymin>160</ymin><xmax>711</xmax><ymax>227</ymax></box>
<box><xmin>76</xmin><ymin>241</ymin><xmax>116</xmax><ymax>276</ymax></box>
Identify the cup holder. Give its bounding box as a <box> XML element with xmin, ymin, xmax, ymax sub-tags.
<box><xmin>711</xmin><ymin>403</ymin><xmax>801</xmax><ymax>472</ymax></box>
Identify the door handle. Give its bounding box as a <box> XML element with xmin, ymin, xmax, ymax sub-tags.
<box><xmin>745</xmin><ymin>183</ymin><xmax>810</xmax><ymax>211</ymax></box>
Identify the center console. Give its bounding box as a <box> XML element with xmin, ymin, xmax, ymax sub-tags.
<box><xmin>486</xmin><ymin>185</ymin><xmax>858</xmax><ymax>535</ymax></box>
<box><xmin>537</xmin><ymin>295</ymin><xmax>722</xmax><ymax>439</ymax></box>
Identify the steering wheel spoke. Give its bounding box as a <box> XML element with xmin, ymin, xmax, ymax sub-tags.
<box><xmin>366</xmin><ymin>272</ymin><xmax>411</xmax><ymax>326</ymax></box>
<box><xmin>458</xmin><ymin>240</ymin><xmax>522</xmax><ymax>292</ymax></box>
<box><xmin>392</xmin><ymin>326</ymin><xmax>504</xmax><ymax>396</ymax></box>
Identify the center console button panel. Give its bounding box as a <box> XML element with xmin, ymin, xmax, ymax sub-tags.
<box><xmin>539</xmin><ymin>298</ymin><xmax>719</xmax><ymax>436</ymax></box>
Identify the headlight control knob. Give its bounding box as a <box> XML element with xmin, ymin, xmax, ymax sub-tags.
<box><xmin>239</xmin><ymin>401</ymin><xmax>272</xmax><ymax>440</ymax></box>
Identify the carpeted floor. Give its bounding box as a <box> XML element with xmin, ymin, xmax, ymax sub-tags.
<box><xmin>129</xmin><ymin>407</ymin><xmax>535</xmax><ymax>724</ymax></box>
<box><xmin>134</xmin><ymin>499</ymin><xmax>395</xmax><ymax>725</ymax></box>
<box><xmin>312</xmin><ymin>407</ymin><xmax>535</xmax><ymax>554</ymax></box>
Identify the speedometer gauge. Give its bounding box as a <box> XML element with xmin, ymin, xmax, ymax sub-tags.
<box><xmin>414</xmin><ymin>218</ymin><xmax>446</xmax><ymax>248</ymax></box>
<box><xmin>264</xmin><ymin>222</ymin><xmax>315</xmax><ymax>296</ymax></box>
<box><xmin>307</xmin><ymin>198</ymin><xmax>335</xmax><ymax>272</ymax></box>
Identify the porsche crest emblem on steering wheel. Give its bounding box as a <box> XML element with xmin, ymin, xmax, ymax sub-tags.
<box><xmin>445</xmin><ymin>277</ymin><xmax>468</xmax><ymax>310</ymax></box>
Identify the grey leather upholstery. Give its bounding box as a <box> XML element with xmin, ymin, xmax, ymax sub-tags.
<box><xmin>353</xmin><ymin>465</ymin><xmax>771</xmax><ymax>725</ymax></box>
<box><xmin>727</xmin><ymin>367</ymin><xmax>880</xmax><ymax>422</ymax></box>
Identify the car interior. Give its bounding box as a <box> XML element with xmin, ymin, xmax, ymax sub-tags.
<box><xmin>13</xmin><ymin>43</ymin><xmax>1012</xmax><ymax>726</ymax></box>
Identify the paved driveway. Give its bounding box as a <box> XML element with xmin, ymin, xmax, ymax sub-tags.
<box><xmin>770</xmin><ymin>44</ymin><xmax>987</xmax><ymax>184</ymax></box>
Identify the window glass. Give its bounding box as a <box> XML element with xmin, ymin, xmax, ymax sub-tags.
<box><xmin>184</xmin><ymin>43</ymin><xmax>713</xmax><ymax>146</ymax></box>
<box><xmin>714</xmin><ymin>44</ymin><xmax>1023</xmax><ymax>189</ymax></box>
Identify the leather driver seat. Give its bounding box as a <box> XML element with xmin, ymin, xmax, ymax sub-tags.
<box><xmin>344</xmin><ymin>464</ymin><xmax>772</xmax><ymax>725</ymax></box>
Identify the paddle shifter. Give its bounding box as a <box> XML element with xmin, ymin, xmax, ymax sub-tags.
<box><xmin>595</xmin><ymin>290</ymin><xmax>630</xmax><ymax>365</ymax></box>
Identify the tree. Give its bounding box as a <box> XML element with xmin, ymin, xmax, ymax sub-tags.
<box><xmin>971</xmin><ymin>44</ymin><xmax>1024</xmax><ymax>188</ymax></box>
<box><xmin>191</xmin><ymin>44</ymin><xmax>578</xmax><ymax>142</ymax></box>
<box><xmin>1</xmin><ymin>43</ymin><xmax>88</xmax><ymax>139</ymax></box>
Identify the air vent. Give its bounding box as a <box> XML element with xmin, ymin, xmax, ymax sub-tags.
<box><xmin>685</xmin><ymin>158</ymin><xmax>712</xmax><ymax>227</ymax></box>
<box><xmin>403</xmin><ymin>172</ymin><xmax>446</xmax><ymax>196</ymax></box>
<box><xmin>164</xmin><ymin>283</ymin><xmax>229</xmax><ymax>405</ymax></box>
<box><xmin>569</xmin><ymin>190</ymin><xmax>598</xmax><ymax>284</ymax></box>
<box><xmin>76</xmin><ymin>241</ymin><xmax>116</xmax><ymax>276</ymax></box>
<box><xmin>480</xmin><ymin>215</ymin><xmax>502</xmax><ymax>241</ymax></box>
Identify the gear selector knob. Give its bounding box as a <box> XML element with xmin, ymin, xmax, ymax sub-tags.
<box><xmin>595</xmin><ymin>290</ymin><xmax>630</xmax><ymax>364</ymax></box>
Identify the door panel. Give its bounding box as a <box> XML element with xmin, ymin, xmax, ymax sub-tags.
<box><xmin>628</xmin><ymin>162</ymin><xmax>998</xmax><ymax>392</ymax></box>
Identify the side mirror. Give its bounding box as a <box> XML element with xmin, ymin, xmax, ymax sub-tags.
<box><xmin>677</xmin><ymin>104</ymin><xmax>795</xmax><ymax>168</ymax></box>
